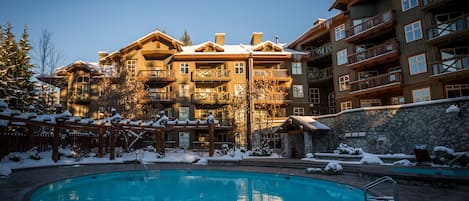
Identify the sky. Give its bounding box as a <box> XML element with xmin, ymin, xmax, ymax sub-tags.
<box><xmin>1</xmin><ymin>0</ymin><xmax>337</xmax><ymax>69</ymax></box>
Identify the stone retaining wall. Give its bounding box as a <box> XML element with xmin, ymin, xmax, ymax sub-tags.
<box><xmin>315</xmin><ymin>97</ymin><xmax>469</xmax><ymax>154</ymax></box>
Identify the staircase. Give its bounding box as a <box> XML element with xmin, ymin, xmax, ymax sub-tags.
<box><xmin>364</xmin><ymin>176</ymin><xmax>399</xmax><ymax>201</ymax></box>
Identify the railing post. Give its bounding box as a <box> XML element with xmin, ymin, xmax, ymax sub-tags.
<box><xmin>52</xmin><ymin>125</ymin><xmax>60</xmax><ymax>162</ymax></box>
<box><xmin>109</xmin><ymin>130</ymin><xmax>115</xmax><ymax>160</ymax></box>
<box><xmin>208</xmin><ymin>122</ymin><xmax>215</xmax><ymax>157</ymax></box>
<box><xmin>98</xmin><ymin>128</ymin><xmax>104</xmax><ymax>158</ymax></box>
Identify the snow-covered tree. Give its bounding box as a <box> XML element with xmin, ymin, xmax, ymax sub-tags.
<box><xmin>180</xmin><ymin>30</ymin><xmax>192</xmax><ymax>46</ymax></box>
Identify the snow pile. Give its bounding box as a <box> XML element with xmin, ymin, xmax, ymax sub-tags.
<box><xmin>392</xmin><ymin>159</ymin><xmax>416</xmax><ymax>166</ymax></box>
<box><xmin>306</xmin><ymin>167</ymin><xmax>322</xmax><ymax>174</ymax></box>
<box><xmin>306</xmin><ymin>153</ymin><xmax>314</xmax><ymax>158</ymax></box>
<box><xmin>360</xmin><ymin>153</ymin><xmax>384</xmax><ymax>165</ymax></box>
<box><xmin>446</xmin><ymin>104</ymin><xmax>460</xmax><ymax>113</ymax></box>
<box><xmin>58</xmin><ymin>145</ymin><xmax>73</xmax><ymax>157</ymax></box>
<box><xmin>336</xmin><ymin>143</ymin><xmax>363</xmax><ymax>155</ymax></box>
<box><xmin>323</xmin><ymin>161</ymin><xmax>343</xmax><ymax>175</ymax></box>
<box><xmin>434</xmin><ymin>146</ymin><xmax>454</xmax><ymax>155</ymax></box>
<box><xmin>0</xmin><ymin>165</ymin><xmax>11</xmax><ymax>176</ymax></box>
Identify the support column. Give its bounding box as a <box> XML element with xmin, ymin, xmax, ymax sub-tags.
<box><xmin>109</xmin><ymin>130</ymin><xmax>115</xmax><ymax>160</ymax></box>
<box><xmin>52</xmin><ymin>126</ymin><xmax>60</xmax><ymax>162</ymax></box>
<box><xmin>155</xmin><ymin>128</ymin><xmax>165</xmax><ymax>155</ymax></box>
<box><xmin>98</xmin><ymin>128</ymin><xmax>104</xmax><ymax>158</ymax></box>
<box><xmin>27</xmin><ymin>125</ymin><xmax>35</xmax><ymax>149</ymax></box>
<box><xmin>304</xmin><ymin>131</ymin><xmax>313</xmax><ymax>156</ymax></box>
<box><xmin>208</xmin><ymin>123</ymin><xmax>215</xmax><ymax>157</ymax></box>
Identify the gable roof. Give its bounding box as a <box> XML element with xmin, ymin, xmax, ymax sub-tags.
<box><xmin>252</xmin><ymin>41</ymin><xmax>283</xmax><ymax>52</ymax></box>
<box><xmin>276</xmin><ymin>115</ymin><xmax>330</xmax><ymax>133</ymax></box>
<box><xmin>194</xmin><ymin>41</ymin><xmax>225</xmax><ymax>52</ymax></box>
<box><xmin>55</xmin><ymin>60</ymin><xmax>115</xmax><ymax>77</ymax></box>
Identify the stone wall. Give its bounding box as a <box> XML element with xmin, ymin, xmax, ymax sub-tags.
<box><xmin>315</xmin><ymin>97</ymin><xmax>469</xmax><ymax>154</ymax></box>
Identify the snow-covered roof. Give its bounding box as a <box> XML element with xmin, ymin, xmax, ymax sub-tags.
<box><xmin>55</xmin><ymin>60</ymin><xmax>116</xmax><ymax>77</ymax></box>
<box><xmin>289</xmin><ymin>116</ymin><xmax>330</xmax><ymax>131</ymax></box>
<box><xmin>179</xmin><ymin>44</ymin><xmax>249</xmax><ymax>55</ymax></box>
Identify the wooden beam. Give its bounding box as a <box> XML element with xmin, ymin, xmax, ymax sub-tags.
<box><xmin>27</xmin><ymin>125</ymin><xmax>35</xmax><ymax>150</ymax></box>
<box><xmin>109</xmin><ymin>130</ymin><xmax>115</xmax><ymax>160</ymax></box>
<box><xmin>98</xmin><ymin>128</ymin><xmax>104</xmax><ymax>158</ymax></box>
<box><xmin>52</xmin><ymin>126</ymin><xmax>60</xmax><ymax>162</ymax></box>
<box><xmin>208</xmin><ymin>123</ymin><xmax>215</xmax><ymax>157</ymax></box>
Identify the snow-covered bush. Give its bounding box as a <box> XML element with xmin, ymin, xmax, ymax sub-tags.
<box><xmin>392</xmin><ymin>159</ymin><xmax>415</xmax><ymax>166</ymax></box>
<box><xmin>359</xmin><ymin>153</ymin><xmax>384</xmax><ymax>165</ymax></box>
<box><xmin>249</xmin><ymin>147</ymin><xmax>272</xmax><ymax>156</ymax></box>
<box><xmin>336</xmin><ymin>143</ymin><xmax>363</xmax><ymax>155</ymax></box>
<box><xmin>58</xmin><ymin>145</ymin><xmax>73</xmax><ymax>157</ymax></box>
<box><xmin>7</xmin><ymin>152</ymin><xmax>22</xmax><ymax>162</ymax></box>
<box><xmin>27</xmin><ymin>147</ymin><xmax>41</xmax><ymax>160</ymax></box>
<box><xmin>433</xmin><ymin>146</ymin><xmax>455</xmax><ymax>165</ymax></box>
<box><xmin>323</xmin><ymin>162</ymin><xmax>343</xmax><ymax>175</ymax></box>
<box><xmin>306</xmin><ymin>153</ymin><xmax>314</xmax><ymax>158</ymax></box>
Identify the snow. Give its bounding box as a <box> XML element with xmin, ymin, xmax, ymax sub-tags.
<box><xmin>324</xmin><ymin>161</ymin><xmax>343</xmax><ymax>171</ymax></box>
<box><xmin>434</xmin><ymin>146</ymin><xmax>455</xmax><ymax>155</ymax></box>
<box><xmin>0</xmin><ymin>165</ymin><xmax>11</xmax><ymax>176</ymax></box>
<box><xmin>306</xmin><ymin>153</ymin><xmax>314</xmax><ymax>158</ymax></box>
<box><xmin>446</xmin><ymin>104</ymin><xmax>460</xmax><ymax>113</ymax></box>
<box><xmin>360</xmin><ymin>153</ymin><xmax>384</xmax><ymax>165</ymax></box>
<box><xmin>392</xmin><ymin>159</ymin><xmax>416</xmax><ymax>166</ymax></box>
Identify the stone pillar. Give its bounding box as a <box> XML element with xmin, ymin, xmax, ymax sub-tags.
<box><xmin>304</xmin><ymin>131</ymin><xmax>313</xmax><ymax>156</ymax></box>
<box><xmin>208</xmin><ymin>123</ymin><xmax>215</xmax><ymax>157</ymax></box>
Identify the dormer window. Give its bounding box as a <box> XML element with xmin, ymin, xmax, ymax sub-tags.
<box><xmin>76</xmin><ymin>76</ymin><xmax>90</xmax><ymax>83</ymax></box>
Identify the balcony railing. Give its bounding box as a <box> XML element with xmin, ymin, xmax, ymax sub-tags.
<box><xmin>427</xmin><ymin>14</ymin><xmax>469</xmax><ymax>40</ymax></box>
<box><xmin>311</xmin><ymin>43</ymin><xmax>332</xmax><ymax>58</ymax></box>
<box><xmin>145</xmin><ymin>92</ymin><xmax>176</xmax><ymax>102</ymax></box>
<box><xmin>350</xmin><ymin>71</ymin><xmax>402</xmax><ymax>92</ymax></box>
<box><xmin>192</xmin><ymin>92</ymin><xmax>231</xmax><ymax>104</ymax></box>
<box><xmin>253</xmin><ymin>69</ymin><xmax>289</xmax><ymax>81</ymax></box>
<box><xmin>192</xmin><ymin>69</ymin><xmax>230</xmax><ymax>82</ymax></box>
<box><xmin>138</xmin><ymin>70</ymin><xmax>175</xmax><ymax>81</ymax></box>
<box><xmin>346</xmin><ymin>10</ymin><xmax>395</xmax><ymax>41</ymax></box>
<box><xmin>307</xmin><ymin>67</ymin><xmax>332</xmax><ymax>81</ymax></box>
<box><xmin>432</xmin><ymin>55</ymin><xmax>469</xmax><ymax>75</ymax></box>
<box><xmin>348</xmin><ymin>40</ymin><xmax>398</xmax><ymax>69</ymax></box>
<box><xmin>254</xmin><ymin>92</ymin><xmax>290</xmax><ymax>104</ymax></box>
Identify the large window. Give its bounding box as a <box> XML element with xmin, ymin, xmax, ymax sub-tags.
<box><xmin>335</xmin><ymin>24</ymin><xmax>346</xmax><ymax>41</ymax></box>
<box><xmin>340</xmin><ymin>101</ymin><xmax>352</xmax><ymax>111</ymax></box>
<box><xmin>446</xmin><ymin>84</ymin><xmax>469</xmax><ymax>98</ymax></box>
<box><xmin>337</xmin><ymin>48</ymin><xmax>348</xmax><ymax>65</ymax></box>
<box><xmin>293</xmin><ymin>85</ymin><xmax>304</xmax><ymax>98</ymax></box>
<box><xmin>412</xmin><ymin>88</ymin><xmax>431</xmax><ymax>103</ymax></box>
<box><xmin>293</xmin><ymin>107</ymin><xmax>304</xmax><ymax>116</ymax></box>
<box><xmin>309</xmin><ymin>88</ymin><xmax>320</xmax><ymax>104</ymax></box>
<box><xmin>126</xmin><ymin>60</ymin><xmax>136</xmax><ymax>76</ymax></box>
<box><xmin>405</xmin><ymin>21</ymin><xmax>423</xmax><ymax>43</ymax></box>
<box><xmin>179</xmin><ymin>107</ymin><xmax>189</xmax><ymax>120</ymax></box>
<box><xmin>234</xmin><ymin>62</ymin><xmax>244</xmax><ymax>74</ymax></box>
<box><xmin>408</xmin><ymin>53</ymin><xmax>427</xmax><ymax>75</ymax></box>
<box><xmin>339</xmin><ymin>74</ymin><xmax>350</xmax><ymax>91</ymax></box>
<box><xmin>292</xmin><ymin>62</ymin><xmax>302</xmax><ymax>75</ymax></box>
<box><xmin>180</xmin><ymin>63</ymin><xmax>189</xmax><ymax>74</ymax></box>
<box><xmin>179</xmin><ymin>84</ymin><xmax>190</xmax><ymax>97</ymax></box>
<box><xmin>329</xmin><ymin>93</ymin><xmax>336</xmax><ymax>114</ymax></box>
<box><xmin>402</xmin><ymin>0</ymin><xmax>418</xmax><ymax>11</ymax></box>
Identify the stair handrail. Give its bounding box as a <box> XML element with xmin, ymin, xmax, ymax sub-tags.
<box><xmin>364</xmin><ymin>176</ymin><xmax>399</xmax><ymax>201</ymax></box>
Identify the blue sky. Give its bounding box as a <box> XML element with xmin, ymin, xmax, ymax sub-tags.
<box><xmin>1</xmin><ymin>0</ymin><xmax>337</xmax><ymax>68</ymax></box>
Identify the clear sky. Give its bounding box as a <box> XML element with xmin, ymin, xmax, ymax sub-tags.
<box><xmin>1</xmin><ymin>0</ymin><xmax>337</xmax><ymax>68</ymax></box>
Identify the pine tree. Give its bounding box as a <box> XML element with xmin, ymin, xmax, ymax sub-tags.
<box><xmin>17</xmin><ymin>25</ymin><xmax>35</xmax><ymax>109</ymax></box>
<box><xmin>180</xmin><ymin>30</ymin><xmax>192</xmax><ymax>46</ymax></box>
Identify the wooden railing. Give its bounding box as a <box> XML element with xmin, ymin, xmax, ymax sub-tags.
<box><xmin>427</xmin><ymin>14</ymin><xmax>469</xmax><ymax>40</ymax></box>
<box><xmin>432</xmin><ymin>55</ymin><xmax>469</xmax><ymax>75</ymax></box>
<box><xmin>350</xmin><ymin>71</ymin><xmax>402</xmax><ymax>92</ymax></box>
<box><xmin>192</xmin><ymin>92</ymin><xmax>231</xmax><ymax>104</ymax></box>
<box><xmin>254</xmin><ymin>92</ymin><xmax>290</xmax><ymax>104</ymax></box>
<box><xmin>307</xmin><ymin>67</ymin><xmax>332</xmax><ymax>80</ymax></box>
<box><xmin>145</xmin><ymin>92</ymin><xmax>176</xmax><ymax>101</ymax></box>
<box><xmin>138</xmin><ymin>69</ymin><xmax>174</xmax><ymax>79</ymax></box>
<box><xmin>346</xmin><ymin>10</ymin><xmax>394</xmax><ymax>38</ymax></box>
<box><xmin>311</xmin><ymin>43</ymin><xmax>332</xmax><ymax>58</ymax></box>
<box><xmin>253</xmin><ymin>69</ymin><xmax>289</xmax><ymax>80</ymax></box>
<box><xmin>192</xmin><ymin>69</ymin><xmax>230</xmax><ymax>81</ymax></box>
<box><xmin>348</xmin><ymin>40</ymin><xmax>398</xmax><ymax>65</ymax></box>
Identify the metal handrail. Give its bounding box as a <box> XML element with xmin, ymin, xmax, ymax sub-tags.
<box><xmin>364</xmin><ymin>176</ymin><xmax>399</xmax><ymax>201</ymax></box>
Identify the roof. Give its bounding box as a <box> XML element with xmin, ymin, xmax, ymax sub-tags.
<box><xmin>277</xmin><ymin>116</ymin><xmax>330</xmax><ymax>133</ymax></box>
<box><xmin>55</xmin><ymin>60</ymin><xmax>115</xmax><ymax>77</ymax></box>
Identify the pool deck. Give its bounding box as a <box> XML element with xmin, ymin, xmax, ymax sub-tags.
<box><xmin>1</xmin><ymin>160</ymin><xmax>468</xmax><ymax>201</ymax></box>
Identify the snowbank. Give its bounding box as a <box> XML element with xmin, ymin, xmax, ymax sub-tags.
<box><xmin>0</xmin><ymin>165</ymin><xmax>12</xmax><ymax>176</ymax></box>
<box><xmin>360</xmin><ymin>153</ymin><xmax>384</xmax><ymax>165</ymax></box>
<box><xmin>434</xmin><ymin>146</ymin><xmax>454</xmax><ymax>155</ymax></box>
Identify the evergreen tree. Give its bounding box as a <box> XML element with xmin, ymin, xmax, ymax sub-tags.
<box><xmin>180</xmin><ymin>30</ymin><xmax>192</xmax><ymax>46</ymax></box>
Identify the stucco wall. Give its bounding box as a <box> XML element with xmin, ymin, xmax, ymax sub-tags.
<box><xmin>315</xmin><ymin>97</ymin><xmax>469</xmax><ymax>154</ymax></box>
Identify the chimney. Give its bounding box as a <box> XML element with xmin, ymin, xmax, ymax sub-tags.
<box><xmin>250</xmin><ymin>32</ymin><xmax>263</xmax><ymax>45</ymax></box>
<box><xmin>98</xmin><ymin>51</ymin><xmax>109</xmax><ymax>60</ymax></box>
<box><xmin>313</xmin><ymin>18</ymin><xmax>326</xmax><ymax>26</ymax></box>
<box><xmin>215</xmin><ymin>33</ymin><xmax>225</xmax><ymax>45</ymax></box>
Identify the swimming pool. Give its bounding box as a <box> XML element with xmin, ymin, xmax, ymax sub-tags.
<box><xmin>30</xmin><ymin>170</ymin><xmax>363</xmax><ymax>201</ymax></box>
<box><xmin>392</xmin><ymin>167</ymin><xmax>469</xmax><ymax>176</ymax></box>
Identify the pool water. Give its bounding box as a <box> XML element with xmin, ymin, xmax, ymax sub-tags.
<box><xmin>392</xmin><ymin>167</ymin><xmax>469</xmax><ymax>176</ymax></box>
<box><xmin>30</xmin><ymin>170</ymin><xmax>363</xmax><ymax>201</ymax></box>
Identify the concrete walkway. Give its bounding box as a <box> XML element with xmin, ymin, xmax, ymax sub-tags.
<box><xmin>1</xmin><ymin>162</ymin><xmax>468</xmax><ymax>201</ymax></box>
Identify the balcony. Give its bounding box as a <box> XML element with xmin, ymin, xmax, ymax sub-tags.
<box><xmin>192</xmin><ymin>92</ymin><xmax>231</xmax><ymax>105</ymax></box>
<box><xmin>254</xmin><ymin>93</ymin><xmax>290</xmax><ymax>105</ymax></box>
<box><xmin>253</xmin><ymin>69</ymin><xmax>290</xmax><ymax>82</ymax></box>
<box><xmin>192</xmin><ymin>69</ymin><xmax>230</xmax><ymax>82</ymax></box>
<box><xmin>142</xmin><ymin>92</ymin><xmax>176</xmax><ymax>103</ymax></box>
<box><xmin>310</xmin><ymin>43</ymin><xmax>332</xmax><ymax>60</ymax></box>
<box><xmin>347</xmin><ymin>40</ymin><xmax>399</xmax><ymax>71</ymax></box>
<box><xmin>138</xmin><ymin>70</ymin><xmax>175</xmax><ymax>83</ymax></box>
<box><xmin>141</xmin><ymin>50</ymin><xmax>176</xmax><ymax>60</ymax></box>
<box><xmin>345</xmin><ymin>10</ymin><xmax>395</xmax><ymax>43</ymax></box>
<box><xmin>307</xmin><ymin>67</ymin><xmax>332</xmax><ymax>82</ymax></box>
<box><xmin>431</xmin><ymin>55</ymin><xmax>469</xmax><ymax>80</ymax></box>
<box><xmin>427</xmin><ymin>14</ymin><xmax>469</xmax><ymax>46</ymax></box>
<box><xmin>422</xmin><ymin>0</ymin><xmax>459</xmax><ymax>11</ymax></box>
<box><xmin>349</xmin><ymin>71</ymin><xmax>403</xmax><ymax>97</ymax></box>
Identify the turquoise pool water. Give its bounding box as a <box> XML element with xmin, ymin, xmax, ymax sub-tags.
<box><xmin>392</xmin><ymin>167</ymin><xmax>469</xmax><ymax>176</ymax></box>
<box><xmin>30</xmin><ymin>170</ymin><xmax>363</xmax><ymax>201</ymax></box>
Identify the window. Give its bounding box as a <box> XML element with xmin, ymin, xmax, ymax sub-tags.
<box><xmin>329</xmin><ymin>93</ymin><xmax>336</xmax><ymax>114</ymax></box>
<box><xmin>335</xmin><ymin>24</ymin><xmax>346</xmax><ymax>41</ymax></box>
<box><xmin>293</xmin><ymin>85</ymin><xmax>304</xmax><ymax>98</ymax></box>
<box><xmin>76</xmin><ymin>76</ymin><xmax>90</xmax><ymax>83</ymax></box>
<box><xmin>360</xmin><ymin>99</ymin><xmax>381</xmax><ymax>107</ymax></box>
<box><xmin>391</xmin><ymin>96</ymin><xmax>405</xmax><ymax>105</ymax></box>
<box><xmin>340</xmin><ymin>101</ymin><xmax>352</xmax><ymax>111</ymax></box>
<box><xmin>404</xmin><ymin>21</ymin><xmax>423</xmax><ymax>43</ymax></box>
<box><xmin>180</xmin><ymin>63</ymin><xmax>189</xmax><ymax>74</ymax></box>
<box><xmin>402</xmin><ymin>0</ymin><xmax>418</xmax><ymax>11</ymax></box>
<box><xmin>309</xmin><ymin>88</ymin><xmax>320</xmax><ymax>104</ymax></box>
<box><xmin>412</xmin><ymin>88</ymin><xmax>431</xmax><ymax>103</ymax></box>
<box><xmin>179</xmin><ymin>107</ymin><xmax>189</xmax><ymax>120</ymax></box>
<box><xmin>292</xmin><ymin>62</ymin><xmax>302</xmax><ymax>75</ymax></box>
<box><xmin>408</xmin><ymin>53</ymin><xmax>427</xmax><ymax>75</ymax></box>
<box><xmin>234</xmin><ymin>62</ymin><xmax>244</xmax><ymax>74</ymax></box>
<box><xmin>338</xmin><ymin>74</ymin><xmax>350</xmax><ymax>91</ymax></box>
<box><xmin>446</xmin><ymin>84</ymin><xmax>469</xmax><ymax>98</ymax></box>
<box><xmin>126</xmin><ymin>60</ymin><xmax>136</xmax><ymax>76</ymax></box>
<box><xmin>336</xmin><ymin>49</ymin><xmax>348</xmax><ymax>65</ymax></box>
<box><xmin>293</xmin><ymin>107</ymin><xmax>304</xmax><ymax>116</ymax></box>
<box><xmin>179</xmin><ymin>84</ymin><xmax>189</xmax><ymax>97</ymax></box>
